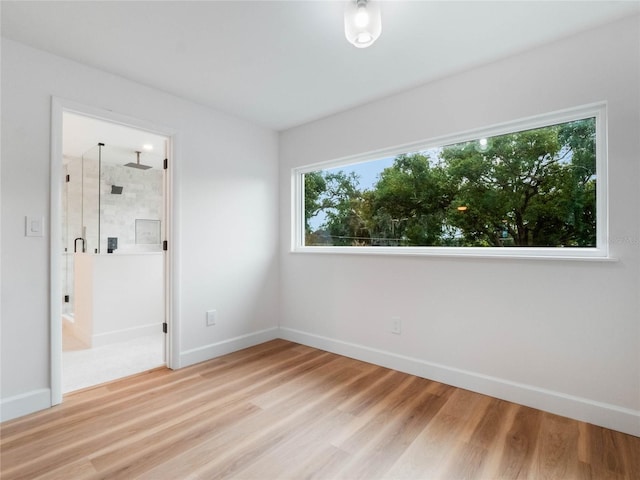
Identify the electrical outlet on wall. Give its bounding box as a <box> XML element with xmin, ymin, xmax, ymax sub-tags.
<box><xmin>206</xmin><ymin>310</ymin><xmax>217</xmax><ymax>326</ymax></box>
<box><xmin>390</xmin><ymin>317</ymin><xmax>401</xmax><ymax>335</ymax></box>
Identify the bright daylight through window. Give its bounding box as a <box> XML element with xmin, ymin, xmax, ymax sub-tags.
<box><xmin>296</xmin><ymin>107</ymin><xmax>606</xmax><ymax>257</ymax></box>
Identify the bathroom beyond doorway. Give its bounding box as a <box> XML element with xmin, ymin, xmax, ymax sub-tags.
<box><xmin>57</xmin><ymin>108</ymin><xmax>172</xmax><ymax>396</ymax></box>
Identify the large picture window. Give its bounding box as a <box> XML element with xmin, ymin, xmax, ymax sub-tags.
<box><xmin>294</xmin><ymin>105</ymin><xmax>607</xmax><ymax>258</ymax></box>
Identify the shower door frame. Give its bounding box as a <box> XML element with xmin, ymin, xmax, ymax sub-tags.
<box><xmin>50</xmin><ymin>97</ymin><xmax>180</xmax><ymax>405</ymax></box>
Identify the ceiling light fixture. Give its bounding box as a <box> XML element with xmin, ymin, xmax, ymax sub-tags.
<box><xmin>344</xmin><ymin>0</ymin><xmax>382</xmax><ymax>49</ymax></box>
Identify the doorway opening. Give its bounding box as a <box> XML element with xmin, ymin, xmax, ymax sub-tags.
<box><xmin>51</xmin><ymin>100</ymin><xmax>176</xmax><ymax>402</ymax></box>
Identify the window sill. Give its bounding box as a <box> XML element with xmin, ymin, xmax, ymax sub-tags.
<box><xmin>292</xmin><ymin>246</ymin><xmax>617</xmax><ymax>262</ymax></box>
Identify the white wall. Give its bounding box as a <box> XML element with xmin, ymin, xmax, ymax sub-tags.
<box><xmin>279</xmin><ymin>16</ymin><xmax>640</xmax><ymax>436</ymax></box>
<box><xmin>1</xmin><ymin>39</ymin><xmax>280</xmax><ymax>419</ymax></box>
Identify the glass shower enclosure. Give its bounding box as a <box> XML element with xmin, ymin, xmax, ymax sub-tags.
<box><xmin>62</xmin><ymin>143</ymin><xmax>103</xmax><ymax>321</ymax></box>
<box><xmin>61</xmin><ymin>143</ymin><xmax>164</xmax><ymax>323</ymax></box>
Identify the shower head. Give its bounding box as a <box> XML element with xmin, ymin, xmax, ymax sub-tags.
<box><xmin>124</xmin><ymin>151</ymin><xmax>152</xmax><ymax>170</ymax></box>
<box><xmin>125</xmin><ymin>162</ymin><xmax>152</xmax><ymax>170</ymax></box>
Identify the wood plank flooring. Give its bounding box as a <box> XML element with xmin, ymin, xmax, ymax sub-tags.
<box><xmin>1</xmin><ymin>339</ymin><xmax>639</xmax><ymax>479</ymax></box>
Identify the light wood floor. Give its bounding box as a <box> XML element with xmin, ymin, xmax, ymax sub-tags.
<box><xmin>1</xmin><ymin>339</ymin><xmax>638</xmax><ymax>480</ymax></box>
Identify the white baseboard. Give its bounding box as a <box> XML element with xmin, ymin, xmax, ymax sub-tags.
<box><xmin>5</xmin><ymin>328</ymin><xmax>637</xmax><ymax>437</ymax></box>
<box><xmin>278</xmin><ymin>327</ymin><xmax>640</xmax><ymax>437</ymax></box>
<box><xmin>92</xmin><ymin>323</ymin><xmax>162</xmax><ymax>348</ymax></box>
<box><xmin>2</xmin><ymin>328</ymin><xmax>279</xmax><ymax>422</ymax></box>
<box><xmin>0</xmin><ymin>388</ymin><xmax>51</xmax><ymax>423</ymax></box>
<box><xmin>179</xmin><ymin>327</ymin><xmax>280</xmax><ymax>368</ymax></box>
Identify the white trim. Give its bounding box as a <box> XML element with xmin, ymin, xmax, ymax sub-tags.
<box><xmin>0</xmin><ymin>389</ymin><xmax>51</xmax><ymax>423</ymax></box>
<box><xmin>595</xmin><ymin>107</ymin><xmax>609</xmax><ymax>256</ymax></box>
<box><xmin>293</xmin><ymin>102</ymin><xmax>609</xmax><ymax>260</ymax></box>
<box><xmin>179</xmin><ymin>328</ymin><xmax>280</xmax><ymax>368</ymax></box>
<box><xmin>8</xmin><ymin>329</ymin><xmax>638</xmax><ymax>436</ymax></box>
<box><xmin>291</xmin><ymin>246</ymin><xmax>617</xmax><ymax>262</ymax></box>
<box><xmin>50</xmin><ymin>99</ymin><xmax>64</xmax><ymax>406</ymax></box>
<box><xmin>167</xmin><ymin>132</ymin><xmax>182</xmax><ymax>370</ymax></box>
<box><xmin>291</xmin><ymin>170</ymin><xmax>304</xmax><ymax>253</ymax></box>
<box><xmin>278</xmin><ymin>327</ymin><xmax>640</xmax><ymax>437</ymax></box>
<box><xmin>50</xmin><ymin>96</ymin><xmax>179</xmax><ymax>405</ymax></box>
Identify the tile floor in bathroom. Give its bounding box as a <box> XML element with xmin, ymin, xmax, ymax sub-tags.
<box><xmin>62</xmin><ymin>329</ymin><xmax>165</xmax><ymax>393</ymax></box>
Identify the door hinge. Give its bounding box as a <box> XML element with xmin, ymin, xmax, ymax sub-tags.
<box><xmin>162</xmin><ymin>322</ymin><xmax>168</xmax><ymax>334</ymax></box>
<box><xmin>163</xmin><ymin>158</ymin><xmax>168</xmax><ymax>170</ymax></box>
<box><xmin>163</xmin><ymin>240</ymin><xmax>168</xmax><ymax>251</ymax></box>
<box><xmin>64</xmin><ymin>295</ymin><xmax>70</xmax><ymax>303</ymax></box>
<box><xmin>66</xmin><ymin>174</ymin><xmax>70</xmax><ymax>183</ymax></box>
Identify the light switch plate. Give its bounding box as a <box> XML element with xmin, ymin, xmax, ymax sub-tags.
<box><xmin>26</xmin><ymin>216</ymin><xmax>44</xmax><ymax>237</ymax></box>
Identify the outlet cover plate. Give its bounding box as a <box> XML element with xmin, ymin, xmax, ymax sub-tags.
<box><xmin>206</xmin><ymin>310</ymin><xmax>217</xmax><ymax>326</ymax></box>
<box><xmin>26</xmin><ymin>216</ymin><xmax>44</xmax><ymax>237</ymax></box>
<box><xmin>391</xmin><ymin>317</ymin><xmax>401</xmax><ymax>335</ymax></box>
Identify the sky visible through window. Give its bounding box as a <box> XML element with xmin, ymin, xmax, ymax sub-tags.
<box><xmin>309</xmin><ymin>157</ymin><xmax>393</xmax><ymax>229</ymax></box>
<box><xmin>309</xmin><ymin>151</ymin><xmax>445</xmax><ymax>230</ymax></box>
<box><xmin>325</xmin><ymin>157</ymin><xmax>394</xmax><ymax>190</ymax></box>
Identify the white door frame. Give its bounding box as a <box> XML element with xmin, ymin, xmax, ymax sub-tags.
<box><xmin>50</xmin><ymin>97</ymin><xmax>180</xmax><ymax>405</ymax></box>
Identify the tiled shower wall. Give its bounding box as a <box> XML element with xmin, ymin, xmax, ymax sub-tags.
<box><xmin>99</xmin><ymin>163</ymin><xmax>163</xmax><ymax>251</ymax></box>
<box><xmin>64</xmin><ymin>156</ymin><xmax>163</xmax><ymax>252</ymax></box>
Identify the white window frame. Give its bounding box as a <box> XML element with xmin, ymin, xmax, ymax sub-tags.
<box><xmin>292</xmin><ymin>103</ymin><xmax>611</xmax><ymax>260</ymax></box>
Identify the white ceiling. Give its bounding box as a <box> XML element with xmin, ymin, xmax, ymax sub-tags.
<box><xmin>63</xmin><ymin>112</ymin><xmax>168</xmax><ymax>169</ymax></box>
<box><xmin>2</xmin><ymin>1</ymin><xmax>639</xmax><ymax>131</ymax></box>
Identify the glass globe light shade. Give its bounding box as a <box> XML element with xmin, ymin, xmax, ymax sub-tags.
<box><xmin>344</xmin><ymin>0</ymin><xmax>382</xmax><ymax>49</ymax></box>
